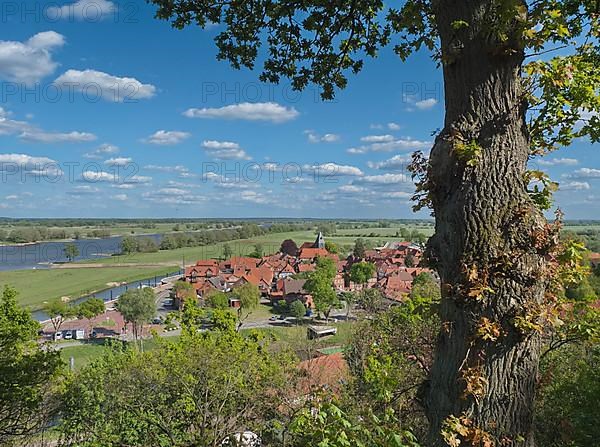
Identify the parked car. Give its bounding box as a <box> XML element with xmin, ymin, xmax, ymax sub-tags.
<box><xmin>53</xmin><ymin>331</ymin><xmax>63</xmax><ymax>341</ymax></box>
<box><xmin>63</xmin><ymin>330</ymin><xmax>73</xmax><ymax>340</ymax></box>
<box><xmin>152</xmin><ymin>317</ymin><xmax>163</xmax><ymax>325</ymax></box>
<box><xmin>269</xmin><ymin>316</ymin><xmax>278</xmax><ymax>321</ymax></box>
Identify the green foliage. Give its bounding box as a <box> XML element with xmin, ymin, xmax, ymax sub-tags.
<box><xmin>353</xmin><ymin>238</ymin><xmax>368</xmax><ymax>258</ymax></box>
<box><xmin>325</xmin><ymin>240</ymin><xmax>340</xmax><ymax>254</ymax></box>
<box><xmin>173</xmin><ymin>281</ymin><xmax>196</xmax><ymax>302</ymax></box>
<box><xmin>63</xmin><ymin>243</ymin><xmax>79</xmax><ymax>262</ymax></box>
<box><xmin>349</xmin><ymin>262</ymin><xmax>376</xmax><ymax>285</ymax></box>
<box><xmin>0</xmin><ymin>286</ymin><xmax>63</xmax><ymax>444</ymax></box>
<box><xmin>205</xmin><ymin>289</ymin><xmax>229</xmax><ymax>309</ymax></box>
<box><xmin>222</xmin><ymin>242</ymin><xmax>233</xmax><ymax>259</ymax></box>
<box><xmin>120</xmin><ymin>235</ymin><xmax>138</xmax><ymax>255</ymax></box>
<box><xmin>536</xmin><ymin>344</ymin><xmax>600</xmax><ymax>447</ymax></box>
<box><xmin>44</xmin><ymin>299</ymin><xmax>77</xmax><ymax>334</ymax></box>
<box><xmin>76</xmin><ymin>298</ymin><xmax>105</xmax><ymax>320</ymax></box>
<box><xmin>231</xmin><ymin>283</ymin><xmax>260</xmax><ymax>330</ymax></box>
<box><xmin>289</xmin><ymin>300</ymin><xmax>306</xmax><ymax>321</ymax></box>
<box><xmin>357</xmin><ymin>288</ymin><xmax>385</xmax><ymax>314</ymax></box>
<box><xmin>410</xmin><ymin>272</ymin><xmax>441</xmax><ymax>302</ymax></box>
<box><xmin>58</xmin><ymin>330</ymin><xmax>295</xmax><ymax>447</ymax></box>
<box><xmin>453</xmin><ymin>139</ymin><xmax>482</xmax><ymax>167</ymax></box>
<box><xmin>248</xmin><ymin>243</ymin><xmax>264</xmax><ymax>258</ymax></box>
<box><xmin>116</xmin><ymin>288</ymin><xmax>156</xmax><ymax>347</ymax></box>
<box><xmin>525</xmin><ymin>170</ymin><xmax>560</xmax><ymax>211</ymax></box>
<box><xmin>289</xmin><ymin>397</ymin><xmax>420</xmax><ymax>447</ymax></box>
<box><xmin>305</xmin><ymin>257</ymin><xmax>340</xmax><ymax>319</ymax></box>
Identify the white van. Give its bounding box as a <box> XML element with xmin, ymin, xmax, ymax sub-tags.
<box><xmin>74</xmin><ymin>329</ymin><xmax>85</xmax><ymax>340</ymax></box>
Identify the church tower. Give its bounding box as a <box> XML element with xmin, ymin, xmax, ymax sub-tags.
<box><xmin>314</xmin><ymin>232</ymin><xmax>325</xmax><ymax>249</ymax></box>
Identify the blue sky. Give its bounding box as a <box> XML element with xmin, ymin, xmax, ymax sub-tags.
<box><xmin>0</xmin><ymin>0</ymin><xmax>597</xmax><ymax>219</ymax></box>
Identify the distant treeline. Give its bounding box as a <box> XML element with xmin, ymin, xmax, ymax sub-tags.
<box><xmin>119</xmin><ymin>222</ymin><xmax>313</xmax><ymax>255</ymax></box>
<box><xmin>0</xmin><ymin>227</ymin><xmax>113</xmax><ymax>244</ymax></box>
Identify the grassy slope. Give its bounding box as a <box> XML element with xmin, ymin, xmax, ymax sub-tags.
<box><xmin>0</xmin><ymin>266</ymin><xmax>177</xmax><ymax>309</ymax></box>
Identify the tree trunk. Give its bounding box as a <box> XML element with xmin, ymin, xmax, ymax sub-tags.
<box><xmin>423</xmin><ymin>2</ymin><xmax>547</xmax><ymax>445</ymax></box>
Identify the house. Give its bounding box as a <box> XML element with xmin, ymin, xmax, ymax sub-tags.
<box><xmin>590</xmin><ymin>253</ymin><xmax>600</xmax><ymax>268</ymax></box>
<box><xmin>297</xmin><ymin>352</ymin><xmax>348</xmax><ymax>393</ymax></box>
<box><xmin>272</xmin><ymin>278</ymin><xmax>314</xmax><ymax>308</ymax></box>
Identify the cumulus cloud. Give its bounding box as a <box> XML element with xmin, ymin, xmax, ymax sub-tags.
<box><xmin>414</xmin><ymin>98</ymin><xmax>438</xmax><ymax>110</ymax></box>
<box><xmin>54</xmin><ymin>69</ymin><xmax>156</xmax><ymax>102</ymax></box>
<box><xmin>560</xmin><ymin>181</ymin><xmax>591</xmax><ymax>191</ymax></box>
<box><xmin>142</xmin><ymin>187</ymin><xmax>205</xmax><ymax>205</ymax></box>
<box><xmin>367</xmin><ymin>154</ymin><xmax>412</xmax><ymax>171</ymax></box>
<box><xmin>0</xmin><ymin>32</ymin><xmax>65</xmax><ymax>83</ymax></box>
<box><xmin>537</xmin><ymin>157</ymin><xmax>579</xmax><ymax>167</ymax></box>
<box><xmin>0</xmin><ymin>153</ymin><xmax>63</xmax><ymax>177</ymax></box>
<box><xmin>360</xmin><ymin>135</ymin><xmax>395</xmax><ymax>143</ymax></box>
<box><xmin>354</xmin><ymin>173</ymin><xmax>411</xmax><ymax>184</ymax></box>
<box><xmin>305</xmin><ymin>163</ymin><xmax>364</xmax><ymax>177</ymax></box>
<box><xmin>305</xmin><ymin>131</ymin><xmax>341</xmax><ymax>143</ymax></box>
<box><xmin>81</xmin><ymin>170</ymin><xmax>151</xmax><ymax>184</ymax></box>
<box><xmin>84</xmin><ymin>143</ymin><xmax>119</xmax><ymax>159</ymax></box>
<box><xmin>564</xmin><ymin>168</ymin><xmax>600</xmax><ymax>180</ymax></box>
<box><xmin>104</xmin><ymin>157</ymin><xmax>133</xmax><ymax>166</ymax></box>
<box><xmin>144</xmin><ymin>130</ymin><xmax>191</xmax><ymax>146</ymax></box>
<box><xmin>20</xmin><ymin>130</ymin><xmax>97</xmax><ymax>143</ymax></box>
<box><xmin>348</xmin><ymin>137</ymin><xmax>431</xmax><ymax>154</ymax></box>
<box><xmin>184</xmin><ymin>102</ymin><xmax>299</xmax><ymax>123</ymax></box>
<box><xmin>47</xmin><ymin>0</ymin><xmax>116</xmax><ymax>21</ymax></box>
<box><xmin>111</xmin><ymin>194</ymin><xmax>128</xmax><ymax>201</ymax></box>
<box><xmin>202</xmin><ymin>140</ymin><xmax>251</xmax><ymax>160</ymax></box>
<box><xmin>0</xmin><ymin>108</ymin><xmax>32</xmax><ymax>136</ymax></box>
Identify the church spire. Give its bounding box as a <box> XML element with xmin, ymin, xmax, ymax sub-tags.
<box><xmin>314</xmin><ymin>231</ymin><xmax>325</xmax><ymax>249</ymax></box>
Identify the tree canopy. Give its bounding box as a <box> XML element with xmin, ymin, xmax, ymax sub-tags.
<box><xmin>0</xmin><ymin>286</ymin><xmax>63</xmax><ymax>445</ymax></box>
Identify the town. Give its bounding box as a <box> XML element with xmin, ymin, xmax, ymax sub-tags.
<box><xmin>41</xmin><ymin>232</ymin><xmax>437</xmax><ymax>346</ymax></box>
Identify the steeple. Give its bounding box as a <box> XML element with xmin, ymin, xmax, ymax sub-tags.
<box><xmin>314</xmin><ymin>232</ymin><xmax>325</xmax><ymax>249</ymax></box>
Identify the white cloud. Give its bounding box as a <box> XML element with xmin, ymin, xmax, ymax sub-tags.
<box><xmin>202</xmin><ymin>140</ymin><xmax>251</xmax><ymax>160</ymax></box>
<box><xmin>82</xmin><ymin>170</ymin><xmax>151</xmax><ymax>184</ymax></box>
<box><xmin>360</xmin><ymin>134</ymin><xmax>395</xmax><ymax>143</ymax></box>
<box><xmin>20</xmin><ymin>130</ymin><xmax>96</xmax><ymax>143</ymax></box>
<box><xmin>305</xmin><ymin>131</ymin><xmax>340</xmax><ymax>143</ymax></box>
<box><xmin>537</xmin><ymin>157</ymin><xmax>579</xmax><ymax>167</ymax></box>
<box><xmin>54</xmin><ymin>69</ymin><xmax>156</xmax><ymax>102</ymax></box>
<box><xmin>0</xmin><ymin>108</ymin><xmax>32</xmax><ymax>136</ymax></box>
<box><xmin>104</xmin><ymin>157</ymin><xmax>133</xmax><ymax>166</ymax></box>
<box><xmin>184</xmin><ymin>102</ymin><xmax>299</xmax><ymax>123</ymax></box>
<box><xmin>565</xmin><ymin>168</ymin><xmax>600</xmax><ymax>180</ymax></box>
<box><xmin>143</xmin><ymin>165</ymin><xmax>189</xmax><ymax>173</ymax></box>
<box><xmin>306</xmin><ymin>163</ymin><xmax>364</xmax><ymax>177</ymax></box>
<box><xmin>387</xmin><ymin>122</ymin><xmax>401</xmax><ymax>131</ymax></box>
<box><xmin>338</xmin><ymin>184</ymin><xmax>366</xmax><ymax>193</ymax></box>
<box><xmin>47</xmin><ymin>0</ymin><xmax>116</xmax><ymax>21</ymax></box>
<box><xmin>84</xmin><ymin>143</ymin><xmax>119</xmax><ymax>159</ymax></box>
<box><xmin>354</xmin><ymin>173</ymin><xmax>411</xmax><ymax>184</ymax></box>
<box><xmin>144</xmin><ymin>130</ymin><xmax>191</xmax><ymax>146</ymax></box>
<box><xmin>560</xmin><ymin>181</ymin><xmax>591</xmax><ymax>191</ymax></box>
<box><xmin>0</xmin><ymin>153</ymin><xmax>62</xmax><ymax>177</ymax></box>
<box><xmin>0</xmin><ymin>32</ymin><xmax>65</xmax><ymax>83</ymax></box>
<box><xmin>111</xmin><ymin>193</ymin><xmax>128</xmax><ymax>201</ymax></box>
<box><xmin>414</xmin><ymin>98</ymin><xmax>438</xmax><ymax>110</ymax></box>
<box><xmin>367</xmin><ymin>154</ymin><xmax>412</xmax><ymax>170</ymax></box>
<box><xmin>348</xmin><ymin>137</ymin><xmax>431</xmax><ymax>154</ymax></box>
<box><xmin>5</xmin><ymin>195</ymin><xmax>19</xmax><ymax>200</ymax></box>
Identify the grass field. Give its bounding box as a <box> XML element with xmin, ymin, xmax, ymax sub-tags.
<box><xmin>0</xmin><ymin>265</ymin><xmax>178</xmax><ymax>309</ymax></box>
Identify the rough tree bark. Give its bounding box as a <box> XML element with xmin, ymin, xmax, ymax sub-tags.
<box><xmin>422</xmin><ymin>1</ymin><xmax>548</xmax><ymax>446</ymax></box>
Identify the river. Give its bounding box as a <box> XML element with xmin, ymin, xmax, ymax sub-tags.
<box><xmin>0</xmin><ymin>234</ymin><xmax>163</xmax><ymax>271</ymax></box>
